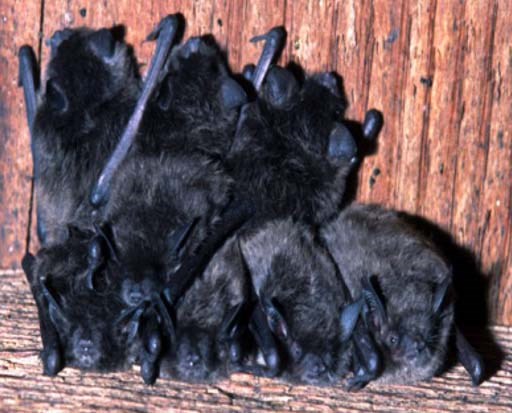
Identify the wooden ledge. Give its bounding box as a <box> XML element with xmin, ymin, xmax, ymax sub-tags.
<box><xmin>1</xmin><ymin>270</ymin><xmax>510</xmax><ymax>413</ymax></box>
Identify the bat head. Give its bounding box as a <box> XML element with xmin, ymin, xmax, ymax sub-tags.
<box><xmin>44</xmin><ymin>27</ymin><xmax>139</xmax><ymax>118</ymax></box>
<box><xmin>168</xmin><ymin>327</ymin><xmax>217</xmax><ymax>382</ymax></box>
<box><xmin>31</xmin><ymin>233</ymin><xmax>135</xmax><ymax>372</ymax></box>
<box><xmin>362</xmin><ymin>276</ymin><xmax>453</xmax><ymax>382</ymax></box>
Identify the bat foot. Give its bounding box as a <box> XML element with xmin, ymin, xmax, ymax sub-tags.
<box><xmin>250</xmin><ymin>27</ymin><xmax>286</xmax><ymax>47</ymax></box>
<box><xmin>146</xmin><ymin>14</ymin><xmax>180</xmax><ymax>42</ymax></box>
<box><xmin>362</xmin><ymin>109</ymin><xmax>383</xmax><ymax>141</ymax></box>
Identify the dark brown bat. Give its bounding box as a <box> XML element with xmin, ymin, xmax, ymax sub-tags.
<box><xmin>320</xmin><ymin>203</ymin><xmax>484</xmax><ymax>385</ymax></box>
<box><xmin>238</xmin><ymin>218</ymin><xmax>360</xmax><ymax>385</ymax></box>
<box><xmin>93</xmin><ymin>35</ymin><xmax>249</xmax><ymax>383</ymax></box>
<box><xmin>156</xmin><ymin>236</ymin><xmax>248</xmax><ymax>383</ymax></box>
<box><xmin>18</xmin><ymin>16</ymin><xmax>180</xmax><ymax>377</ymax></box>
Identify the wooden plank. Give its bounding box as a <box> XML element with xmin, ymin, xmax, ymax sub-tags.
<box><xmin>392</xmin><ymin>0</ymin><xmax>436</xmax><ymax>213</ymax></box>
<box><xmin>354</xmin><ymin>0</ymin><xmax>408</xmax><ymax>208</ymax></box>
<box><xmin>1</xmin><ymin>270</ymin><xmax>511</xmax><ymax>413</ymax></box>
<box><xmin>417</xmin><ymin>0</ymin><xmax>466</xmax><ymax>229</ymax></box>
<box><xmin>450</xmin><ymin>2</ymin><xmax>498</xmax><ymax>253</ymax></box>
<box><xmin>284</xmin><ymin>0</ymin><xmax>335</xmax><ymax>72</ymax></box>
<box><xmin>478</xmin><ymin>2</ymin><xmax>512</xmax><ymax>324</ymax></box>
<box><xmin>0</xmin><ymin>0</ymin><xmax>42</xmax><ymax>269</ymax></box>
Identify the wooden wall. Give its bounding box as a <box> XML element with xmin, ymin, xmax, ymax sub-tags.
<box><xmin>1</xmin><ymin>0</ymin><xmax>510</xmax><ymax>324</ymax></box>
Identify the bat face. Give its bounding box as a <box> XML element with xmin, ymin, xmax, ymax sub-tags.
<box><xmin>361</xmin><ymin>273</ymin><xmax>454</xmax><ymax>384</ymax></box>
<box><xmin>320</xmin><ymin>203</ymin><xmax>454</xmax><ymax>384</ymax></box>
<box><xmin>240</xmin><ymin>219</ymin><xmax>350</xmax><ymax>385</ymax></box>
<box><xmin>160</xmin><ymin>237</ymin><xmax>248</xmax><ymax>382</ymax></box>
<box><xmin>31</xmin><ymin>232</ymin><xmax>136</xmax><ymax>372</ymax></box>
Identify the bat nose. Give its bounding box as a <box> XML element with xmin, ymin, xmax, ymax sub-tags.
<box><xmin>76</xmin><ymin>339</ymin><xmax>100</xmax><ymax>368</ymax></box>
<box><xmin>302</xmin><ymin>354</ymin><xmax>328</xmax><ymax>380</ymax></box>
<box><xmin>186</xmin><ymin>352</ymin><xmax>201</xmax><ymax>367</ymax></box>
<box><xmin>403</xmin><ymin>336</ymin><xmax>426</xmax><ymax>359</ymax></box>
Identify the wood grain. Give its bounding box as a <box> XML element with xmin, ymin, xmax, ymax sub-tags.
<box><xmin>1</xmin><ymin>270</ymin><xmax>511</xmax><ymax>413</ymax></box>
<box><xmin>0</xmin><ymin>0</ymin><xmax>41</xmax><ymax>269</ymax></box>
<box><xmin>1</xmin><ymin>0</ymin><xmax>511</xmax><ymax>323</ymax></box>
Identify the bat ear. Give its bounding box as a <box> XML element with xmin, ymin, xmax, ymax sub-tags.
<box><xmin>220</xmin><ymin>78</ymin><xmax>247</xmax><ymax>110</ymax></box>
<box><xmin>340</xmin><ymin>298</ymin><xmax>363</xmax><ymax>342</ymax></box>
<box><xmin>260</xmin><ymin>295</ymin><xmax>290</xmax><ymax>342</ymax></box>
<box><xmin>361</xmin><ymin>276</ymin><xmax>387</xmax><ymax>329</ymax></box>
<box><xmin>455</xmin><ymin>327</ymin><xmax>484</xmax><ymax>385</ymax></box>
<box><xmin>89</xmin><ymin>28</ymin><xmax>116</xmax><ymax>59</ymax></box>
<box><xmin>432</xmin><ymin>278</ymin><xmax>451</xmax><ymax>314</ymax></box>
<box><xmin>219</xmin><ymin>302</ymin><xmax>246</xmax><ymax>340</ymax></box>
<box><xmin>168</xmin><ymin>219</ymin><xmax>198</xmax><ymax>259</ymax></box>
<box><xmin>21</xmin><ymin>252</ymin><xmax>36</xmax><ymax>285</ymax></box>
<box><xmin>46</xmin><ymin>79</ymin><xmax>68</xmax><ymax>113</ymax></box>
<box><xmin>156</xmin><ymin>80</ymin><xmax>172</xmax><ymax>111</ymax></box>
<box><xmin>314</xmin><ymin>72</ymin><xmax>342</xmax><ymax>98</ymax></box>
<box><xmin>327</xmin><ymin>123</ymin><xmax>358</xmax><ymax>165</ymax></box>
<box><xmin>47</xmin><ymin>29</ymin><xmax>73</xmax><ymax>55</ymax></box>
<box><xmin>39</xmin><ymin>279</ymin><xmax>70</xmax><ymax>331</ymax></box>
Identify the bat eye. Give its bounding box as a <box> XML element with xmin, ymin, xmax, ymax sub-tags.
<box><xmin>387</xmin><ymin>333</ymin><xmax>400</xmax><ymax>349</ymax></box>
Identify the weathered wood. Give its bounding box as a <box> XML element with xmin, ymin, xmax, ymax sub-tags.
<box><xmin>1</xmin><ymin>1</ymin><xmax>511</xmax><ymax>323</ymax></box>
<box><xmin>0</xmin><ymin>270</ymin><xmax>511</xmax><ymax>412</ymax></box>
<box><xmin>0</xmin><ymin>0</ymin><xmax>41</xmax><ymax>269</ymax></box>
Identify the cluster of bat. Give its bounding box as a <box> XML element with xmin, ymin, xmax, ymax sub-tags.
<box><xmin>18</xmin><ymin>14</ymin><xmax>484</xmax><ymax>389</ymax></box>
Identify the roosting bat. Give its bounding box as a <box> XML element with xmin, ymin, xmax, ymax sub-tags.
<box><xmin>228</xmin><ymin>28</ymin><xmax>383</xmax><ymax>226</ymax></box>
<box><xmin>154</xmin><ymin>235</ymin><xmax>248</xmax><ymax>383</ymax></box>
<box><xmin>237</xmin><ymin>218</ymin><xmax>364</xmax><ymax>385</ymax></box>
<box><xmin>22</xmin><ymin>230</ymin><xmax>139</xmax><ymax>372</ymax></box>
<box><xmin>20</xmin><ymin>27</ymin><xmax>140</xmax><ymax>246</ymax></box>
<box><xmin>94</xmin><ymin>34</ymin><xmax>249</xmax><ymax>383</ymax></box>
<box><xmin>320</xmin><ymin>203</ymin><xmax>484</xmax><ymax>385</ymax></box>
<box><xmin>19</xmin><ymin>16</ymin><xmax>180</xmax><ymax>377</ymax></box>
<box><xmin>223</xmin><ymin>28</ymin><xmax>384</xmax><ymax>387</ymax></box>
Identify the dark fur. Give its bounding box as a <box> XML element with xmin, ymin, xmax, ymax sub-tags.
<box><xmin>227</xmin><ymin>70</ymin><xmax>353</xmax><ymax>226</ymax></box>
<box><xmin>30</xmin><ymin>230</ymin><xmax>138</xmax><ymax>371</ymax></box>
<box><xmin>23</xmin><ymin>27</ymin><xmax>141</xmax><ymax>374</ymax></box>
<box><xmin>159</xmin><ymin>236</ymin><xmax>247</xmax><ymax>382</ymax></box>
<box><xmin>240</xmin><ymin>219</ymin><xmax>352</xmax><ymax>385</ymax></box>
<box><xmin>320</xmin><ymin>203</ymin><xmax>454</xmax><ymax>383</ymax></box>
<box><xmin>33</xmin><ymin>28</ymin><xmax>140</xmax><ymax>245</ymax></box>
<box><xmin>98</xmin><ymin>37</ymin><xmax>247</xmax><ymax>379</ymax></box>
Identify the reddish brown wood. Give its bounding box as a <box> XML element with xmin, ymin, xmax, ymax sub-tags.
<box><xmin>1</xmin><ymin>0</ymin><xmax>511</xmax><ymax>323</ymax></box>
<box><xmin>478</xmin><ymin>2</ymin><xmax>512</xmax><ymax>323</ymax></box>
<box><xmin>1</xmin><ymin>270</ymin><xmax>511</xmax><ymax>413</ymax></box>
<box><xmin>0</xmin><ymin>0</ymin><xmax>41</xmax><ymax>269</ymax></box>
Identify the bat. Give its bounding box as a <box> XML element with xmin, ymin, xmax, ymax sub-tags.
<box><xmin>157</xmin><ymin>236</ymin><xmax>248</xmax><ymax>383</ymax></box>
<box><xmin>227</xmin><ymin>28</ymin><xmax>382</xmax><ymax>227</ymax></box>
<box><xmin>20</xmin><ymin>27</ymin><xmax>141</xmax><ymax>247</ymax></box>
<box><xmin>22</xmin><ymin>229</ymin><xmax>140</xmax><ymax>373</ymax></box>
<box><xmin>320</xmin><ymin>203</ymin><xmax>484</xmax><ymax>385</ymax></box>
<box><xmin>237</xmin><ymin>218</ymin><xmax>362</xmax><ymax>385</ymax></box>
<box><xmin>93</xmin><ymin>34</ymin><xmax>249</xmax><ymax>383</ymax></box>
<box><xmin>18</xmin><ymin>16</ymin><xmax>180</xmax><ymax>377</ymax></box>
